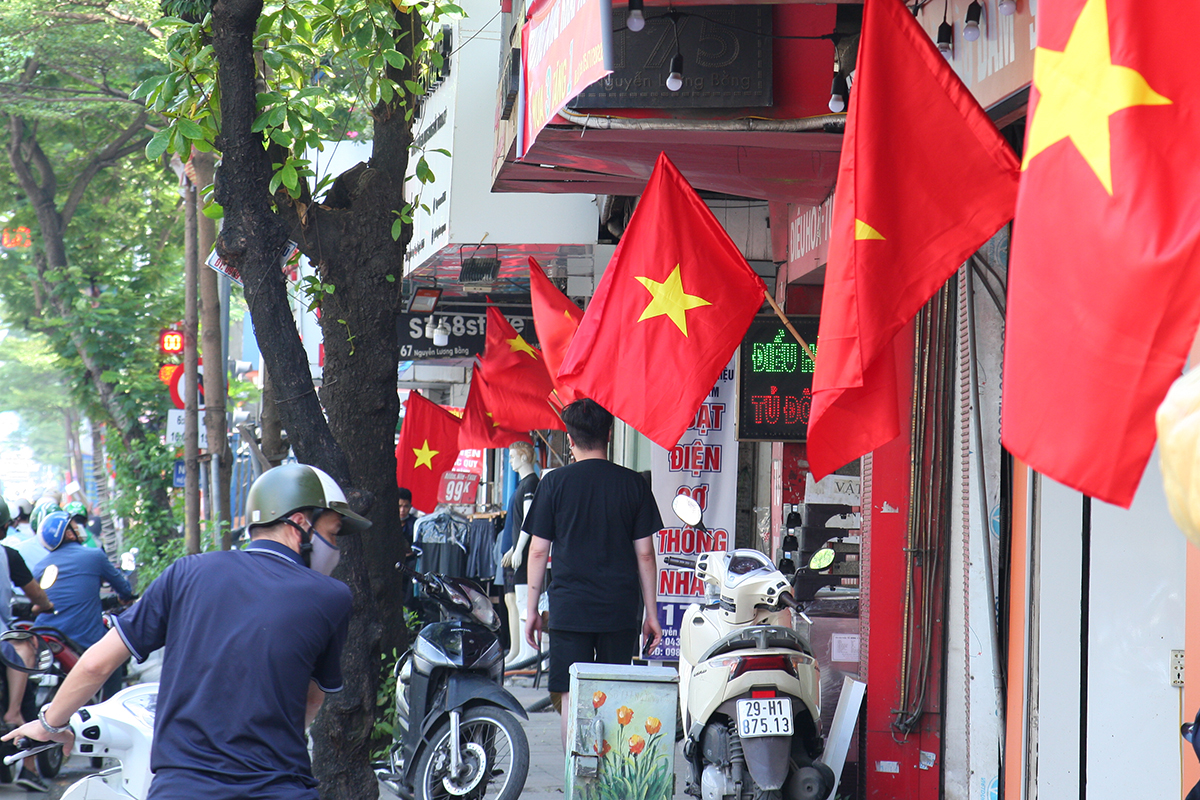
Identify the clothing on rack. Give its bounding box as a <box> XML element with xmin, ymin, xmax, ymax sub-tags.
<box><xmin>413</xmin><ymin>508</ymin><xmax>469</xmax><ymax>577</ymax></box>
<box><xmin>465</xmin><ymin>517</ymin><xmax>500</xmax><ymax>581</ymax></box>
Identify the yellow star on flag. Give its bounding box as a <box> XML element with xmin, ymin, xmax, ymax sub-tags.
<box><xmin>485</xmin><ymin>411</ymin><xmax>500</xmax><ymax>428</ymax></box>
<box><xmin>1023</xmin><ymin>0</ymin><xmax>1171</xmax><ymax>194</ymax></box>
<box><xmin>855</xmin><ymin>220</ymin><xmax>885</xmax><ymax>241</ymax></box>
<box><xmin>506</xmin><ymin>334</ymin><xmax>539</xmax><ymax>359</ymax></box>
<box><xmin>412</xmin><ymin>439</ymin><xmax>439</xmax><ymax>469</ymax></box>
<box><xmin>635</xmin><ymin>265</ymin><xmax>712</xmax><ymax>336</ymax></box>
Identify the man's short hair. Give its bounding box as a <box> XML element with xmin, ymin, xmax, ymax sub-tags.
<box><xmin>397</xmin><ymin>487</ymin><xmax>413</xmax><ymax>503</ymax></box>
<box><xmin>562</xmin><ymin>399</ymin><xmax>612</xmax><ymax>452</ymax></box>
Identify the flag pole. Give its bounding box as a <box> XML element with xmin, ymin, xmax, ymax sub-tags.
<box><xmin>763</xmin><ymin>290</ymin><xmax>816</xmax><ymax>364</ymax></box>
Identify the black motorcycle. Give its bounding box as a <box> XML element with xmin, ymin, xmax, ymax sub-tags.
<box><xmin>376</xmin><ymin>561</ymin><xmax>530</xmax><ymax>800</ymax></box>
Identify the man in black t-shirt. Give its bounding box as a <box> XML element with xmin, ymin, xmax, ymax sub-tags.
<box><xmin>523</xmin><ymin>399</ymin><xmax>663</xmax><ymax>747</ymax></box>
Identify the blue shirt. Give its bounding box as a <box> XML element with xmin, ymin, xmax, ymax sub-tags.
<box><xmin>34</xmin><ymin>542</ymin><xmax>134</xmax><ymax>649</ymax></box>
<box><xmin>112</xmin><ymin>540</ymin><xmax>352</xmax><ymax>800</ymax></box>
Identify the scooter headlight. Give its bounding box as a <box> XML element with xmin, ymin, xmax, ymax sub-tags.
<box><xmin>467</xmin><ymin>588</ymin><xmax>499</xmax><ymax>630</ymax></box>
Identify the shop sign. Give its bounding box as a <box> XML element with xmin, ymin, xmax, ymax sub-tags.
<box><xmin>650</xmin><ymin>359</ymin><xmax>737</xmax><ymax>661</ymax></box>
<box><xmin>785</xmin><ymin>195</ymin><xmax>834</xmax><ymax>280</ymax></box>
<box><xmin>737</xmin><ymin>316</ymin><xmax>819</xmax><ymax>442</ymax></box>
<box><xmin>396</xmin><ymin>309</ymin><xmax>539</xmax><ymax>361</ymax></box>
<box><xmin>519</xmin><ymin>0</ymin><xmax>614</xmax><ymax>157</ymax></box>
<box><xmin>573</xmin><ymin>6</ymin><xmax>772</xmax><ymax>109</ymax></box>
<box><xmin>914</xmin><ymin>0</ymin><xmax>1036</xmax><ymax>110</ymax></box>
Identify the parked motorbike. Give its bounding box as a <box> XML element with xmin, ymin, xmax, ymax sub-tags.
<box><xmin>375</xmin><ymin>560</ymin><xmax>530</xmax><ymax>800</ymax></box>
<box><xmin>2</xmin><ymin>681</ymin><xmax>156</xmax><ymax>800</ymax></box>
<box><xmin>665</xmin><ymin>494</ymin><xmax>834</xmax><ymax>800</ymax></box>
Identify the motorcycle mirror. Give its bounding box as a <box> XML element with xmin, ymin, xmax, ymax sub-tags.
<box><xmin>672</xmin><ymin>494</ymin><xmax>703</xmax><ymax>527</ymax></box>
<box><xmin>808</xmin><ymin>548</ymin><xmax>836</xmax><ymax>571</ymax></box>
<box><xmin>0</xmin><ymin>630</ymin><xmax>52</xmax><ymax>674</ymax></box>
<box><xmin>40</xmin><ymin>564</ymin><xmax>59</xmax><ymax>590</ymax></box>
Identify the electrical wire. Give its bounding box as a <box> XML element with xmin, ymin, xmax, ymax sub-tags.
<box><xmin>618</xmin><ymin>9</ymin><xmax>838</xmax><ymax>41</ymax></box>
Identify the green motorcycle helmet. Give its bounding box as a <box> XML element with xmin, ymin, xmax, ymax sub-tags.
<box><xmin>246</xmin><ymin>463</ymin><xmax>333</xmax><ymax>530</ymax></box>
<box><xmin>29</xmin><ymin>498</ymin><xmax>61</xmax><ymax>534</ymax></box>
<box><xmin>63</xmin><ymin>500</ymin><xmax>89</xmax><ymax>522</ymax></box>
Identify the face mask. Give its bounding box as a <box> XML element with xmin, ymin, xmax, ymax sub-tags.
<box><xmin>310</xmin><ymin>530</ymin><xmax>340</xmax><ymax>576</ymax></box>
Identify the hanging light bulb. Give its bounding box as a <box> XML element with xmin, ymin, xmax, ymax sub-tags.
<box><xmin>665</xmin><ymin>53</ymin><xmax>683</xmax><ymax>92</ymax></box>
<box><xmin>433</xmin><ymin>319</ymin><xmax>451</xmax><ymax>347</ymax></box>
<box><xmin>936</xmin><ymin>20</ymin><xmax>953</xmax><ymax>57</ymax></box>
<box><xmin>998</xmin><ymin>0</ymin><xmax>1016</xmax><ymax>14</ymax></box>
<box><xmin>626</xmin><ymin>0</ymin><xmax>645</xmax><ymax>32</ymax></box>
<box><xmin>963</xmin><ymin>1</ymin><xmax>982</xmax><ymax>41</ymax></box>
<box><xmin>829</xmin><ymin>71</ymin><xmax>849</xmax><ymax>113</ymax></box>
<box><xmin>424</xmin><ymin>317</ymin><xmax>437</xmax><ymax>339</ymax></box>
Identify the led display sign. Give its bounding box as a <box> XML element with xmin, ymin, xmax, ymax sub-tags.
<box><xmin>737</xmin><ymin>316</ymin><xmax>818</xmax><ymax>442</ymax></box>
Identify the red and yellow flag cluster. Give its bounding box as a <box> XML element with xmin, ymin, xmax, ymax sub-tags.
<box><xmin>401</xmin><ymin>153</ymin><xmax>770</xmax><ymax>489</ymax></box>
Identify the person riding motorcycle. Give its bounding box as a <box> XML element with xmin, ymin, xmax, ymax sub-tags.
<box><xmin>33</xmin><ymin>511</ymin><xmax>135</xmax><ymax>698</ymax></box>
<box><xmin>2</xmin><ymin>463</ymin><xmax>366</xmax><ymax>800</ymax></box>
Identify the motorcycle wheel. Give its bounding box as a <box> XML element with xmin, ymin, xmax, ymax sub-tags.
<box><xmin>415</xmin><ymin>706</ymin><xmax>529</xmax><ymax>800</ymax></box>
<box><xmin>37</xmin><ymin>743</ymin><xmax>63</xmax><ymax>778</ymax></box>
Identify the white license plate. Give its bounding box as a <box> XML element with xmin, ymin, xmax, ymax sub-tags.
<box><xmin>735</xmin><ymin>697</ymin><xmax>793</xmax><ymax>738</ymax></box>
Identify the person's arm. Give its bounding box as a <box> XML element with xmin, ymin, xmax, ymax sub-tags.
<box><xmin>523</xmin><ymin>536</ymin><xmax>551</xmax><ymax>649</ymax></box>
<box><xmin>20</xmin><ymin>580</ymin><xmax>53</xmax><ymax>614</ymax></box>
<box><xmin>0</xmin><ymin>629</ymin><xmax>131</xmax><ymax>753</ymax></box>
<box><xmin>99</xmin><ymin>553</ymin><xmax>135</xmax><ymax>600</ymax></box>
<box><xmin>306</xmin><ymin>680</ymin><xmax>326</xmax><ymax>728</ymax></box>
<box><xmin>634</xmin><ymin>536</ymin><xmax>662</xmax><ymax>654</ymax></box>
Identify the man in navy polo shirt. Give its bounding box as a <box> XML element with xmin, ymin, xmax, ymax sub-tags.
<box><xmin>2</xmin><ymin>464</ymin><xmax>368</xmax><ymax>799</ymax></box>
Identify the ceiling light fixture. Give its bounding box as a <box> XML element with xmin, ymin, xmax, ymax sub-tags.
<box><xmin>937</xmin><ymin>0</ymin><xmax>953</xmax><ymax>57</ymax></box>
<box><xmin>666</xmin><ymin>53</ymin><xmax>684</xmax><ymax>92</ymax></box>
<box><xmin>829</xmin><ymin>71</ymin><xmax>849</xmax><ymax>113</ymax></box>
<box><xmin>627</xmin><ymin>0</ymin><xmax>645</xmax><ymax>32</ymax></box>
<box><xmin>998</xmin><ymin>0</ymin><xmax>1016</xmax><ymax>15</ymax></box>
<box><xmin>963</xmin><ymin>1</ymin><xmax>983</xmax><ymax>41</ymax></box>
<box><xmin>433</xmin><ymin>319</ymin><xmax>451</xmax><ymax>347</ymax></box>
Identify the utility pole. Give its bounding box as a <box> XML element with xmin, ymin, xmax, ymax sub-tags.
<box><xmin>183</xmin><ymin>168</ymin><xmax>201</xmax><ymax>555</ymax></box>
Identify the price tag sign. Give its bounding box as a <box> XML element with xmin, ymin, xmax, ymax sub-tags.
<box><xmin>437</xmin><ymin>471</ymin><xmax>480</xmax><ymax>504</ymax></box>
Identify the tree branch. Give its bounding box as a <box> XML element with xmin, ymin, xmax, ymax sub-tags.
<box><xmin>33</xmin><ymin>10</ymin><xmax>162</xmax><ymax>39</ymax></box>
<box><xmin>61</xmin><ymin>112</ymin><xmax>150</xmax><ymax>226</ymax></box>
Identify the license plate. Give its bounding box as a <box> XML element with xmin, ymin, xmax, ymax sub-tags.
<box><xmin>735</xmin><ymin>697</ymin><xmax>793</xmax><ymax>738</ymax></box>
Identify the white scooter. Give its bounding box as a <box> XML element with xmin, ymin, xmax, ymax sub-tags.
<box><xmin>5</xmin><ymin>682</ymin><xmax>156</xmax><ymax>799</ymax></box>
<box><xmin>665</xmin><ymin>495</ymin><xmax>834</xmax><ymax>800</ymax></box>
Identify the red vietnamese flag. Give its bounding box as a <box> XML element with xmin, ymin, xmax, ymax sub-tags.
<box><xmin>806</xmin><ymin>0</ymin><xmax>1020</xmax><ymax>479</ymax></box>
<box><xmin>477</xmin><ymin>307</ymin><xmax>565</xmax><ymax>430</ymax></box>
<box><xmin>395</xmin><ymin>391</ymin><xmax>462</xmax><ymax>512</ymax></box>
<box><xmin>529</xmin><ymin>257</ymin><xmax>584</xmax><ymax>405</ymax></box>
<box><xmin>558</xmin><ymin>153</ymin><xmax>767</xmax><ymax>449</ymax></box>
<box><xmin>1002</xmin><ymin>0</ymin><xmax>1200</xmax><ymax>507</ymax></box>
<box><xmin>459</xmin><ymin>365</ymin><xmax>533</xmax><ymax>449</ymax></box>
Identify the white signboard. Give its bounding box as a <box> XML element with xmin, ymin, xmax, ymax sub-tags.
<box><xmin>650</xmin><ymin>359</ymin><xmax>737</xmax><ymax>661</ymax></box>
<box><xmin>166</xmin><ymin>409</ymin><xmax>209</xmax><ymax>449</ymax></box>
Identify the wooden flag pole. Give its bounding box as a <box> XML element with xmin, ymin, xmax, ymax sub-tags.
<box><xmin>763</xmin><ymin>290</ymin><xmax>816</xmax><ymax>364</ymax></box>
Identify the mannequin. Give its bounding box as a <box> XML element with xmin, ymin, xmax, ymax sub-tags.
<box><xmin>501</xmin><ymin>441</ymin><xmax>538</xmax><ymax>665</ymax></box>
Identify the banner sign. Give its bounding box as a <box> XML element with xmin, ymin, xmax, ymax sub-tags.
<box><xmin>452</xmin><ymin>449</ymin><xmax>485</xmax><ymax>475</ymax></box>
<box><xmin>649</xmin><ymin>359</ymin><xmax>737</xmax><ymax>661</ymax></box>
<box><xmin>519</xmin><ymin>0</ymin><xmax>613</xmax><ymax>158</ymax></box>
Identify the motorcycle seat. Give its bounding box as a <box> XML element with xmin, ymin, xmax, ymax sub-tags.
<box><xmin>699</xmin><ymin>625</ymin><xmax>813</xmax><ymax>661</ymax></box>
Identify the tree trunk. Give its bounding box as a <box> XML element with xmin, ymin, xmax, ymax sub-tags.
<box><xmin>195</xmin><ymin>152</ymin><xmax>234</xmax><ymax>548</ymax></box>
<box><xmin>210</xmin><ymin>1</ymin><xmax>383</xmax><ymax>796</ymax></box>
<box><xmin>91</xmin><ymin>422</ymin><xmax>119</xmax><ymax>557</ymax></box>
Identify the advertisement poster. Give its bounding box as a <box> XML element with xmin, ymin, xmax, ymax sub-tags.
<box><xmin>649</xmin><ymin>359</ymin><xmax>736</xmax><ymax>661</ymax></box>
<box><xmin>519</xmin><ymin>0</ymin><xmax>613</xmax><ymax>157</ymax></box>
